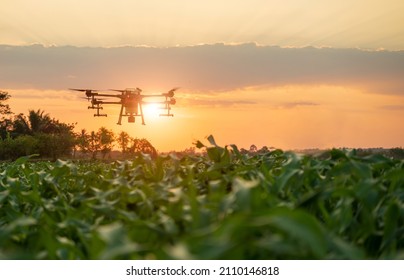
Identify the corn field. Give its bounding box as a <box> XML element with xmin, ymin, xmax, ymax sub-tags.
<box><xmin>0</xmin><ymin>136</ymin><xmax>403</xmax><ymax>259</ymax></box>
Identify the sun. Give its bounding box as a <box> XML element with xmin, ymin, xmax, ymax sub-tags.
<box><xmin>143</xmin><ymin>102</ymin><xmax>162</xmax><ymax>118</ymax></box>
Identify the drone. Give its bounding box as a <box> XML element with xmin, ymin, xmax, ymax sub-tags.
<box><xmin>70</xmin><ymin>87</ymin><xmax>177</xmax><ymax>125</ymax></box>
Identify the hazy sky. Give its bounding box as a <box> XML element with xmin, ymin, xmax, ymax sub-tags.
<box><xmin>2</xmin><ymin>0</ymin><xmax>404</xmax><ymax>49</ymax></box>
<box><xmin>1</xmin><ymin>1</ymin><xmax>404</xmax><ymax>151</ymax></box>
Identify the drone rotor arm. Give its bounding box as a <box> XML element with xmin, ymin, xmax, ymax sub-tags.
<box><xmin>96</xmin><ymin>93</ymin><xmax>123</xmax><ymax>98</ymax></box>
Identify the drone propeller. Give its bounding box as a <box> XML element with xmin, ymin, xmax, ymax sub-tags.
<box><xmin>69</xmin><ymin>88</ymin><xmax>99</xmax><ymax>93</ymax></box>
<box><xmin>109</xmin><ymin>88</ymin><xmax>142</xmax><ymax>94</ymax></box>
<box><xmin>70</xmin><ymin>88</ymin><xmax>99</xmax><ymax>97</ymax></box>
<box><xmin>109</xmin><ymin>89</ymin><xmax>126</xmax><ymax>93</ymax></box>
<box><xmin>163</xmin><ymin>87</ymin><xmax>179</xmax><ymax>97</ymax></box>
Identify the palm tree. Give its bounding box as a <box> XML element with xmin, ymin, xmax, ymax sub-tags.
<box><xmin>98</xmin><ymin>127</ymin><xmax>115</xmax><ymax>159</ymax></box>
<box><xmin>28</xmin><ymin>109</ymin><xmax>52</xmax><ymax>133</ymax></box>
<box><xmin>12</xmin><ymin>109</ymin><xmax>53</xmax><ymax>135</ymax></box>
<box><xmin>116</xmin><ymin>131</ymin><xmax>131</xmax><ymax>154</ymax></box>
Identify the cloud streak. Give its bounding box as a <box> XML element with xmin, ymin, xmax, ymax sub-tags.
<box><xmin>1</xmin><ymin>43</ymin><xmax>403</xmax><ymax>95</ymax></box>
<box><xmin>379</xmin><ymin>105</ymin><xmax>404</xmax><ymax>111</ymax></box>
<box><xmin>280</xmin><ymin>101</ymin><xmax>320</xmax><ymax>109</ymax></box>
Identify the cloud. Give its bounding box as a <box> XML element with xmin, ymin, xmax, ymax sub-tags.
<box><xmin>1</xmin><ymin>43</ymin><xmax>403</xmax><ymax>95</ymax></box>
<box><xmin>187</xmin><ymin>99</ymin><xmax>256</xmax><ymax>107</ymax></box>
<box><xmin>280</xmin><ymin>101</ymin><xmax>319</xmax><ymax>109</ymax></box>
<box><xmin>379</xmin><ymin>105</ymin><xmax>404</xmax><ymax>111</ymax></box>
<box><xmin>8</xmin><ymin>89</ymin><xmax>78</xmax><ymax>101</ymax></box>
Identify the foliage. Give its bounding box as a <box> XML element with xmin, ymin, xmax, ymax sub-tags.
<box><xmin>75</xmin><ymin>127</ymin><xmax>115</xmax><ymax>159</ymax></box>
<box><xmin>98</xmin><ymin>127</ymin><xmax>115</xmax><ymax>159</ymax></box>
<box><xmin>0</xmin><ymin>91</ymin><xmax>12</xmax><ymax>116</ymax></box>
<box><xmin>116</xmin><ymin>131</ymin><xmax>157</xmax><ymax>159</ymax></box>
<box><xmin>128</xmin><ymin>138</ymin><xmax>157</xmax><ymax>158</ymax></box>
<box><xmin>0</xmin><ymin>135</ymin><xmax>39</xmax><ymax>160</ymax></box>
<box><xmin>0</xmin><ymin>91</ymin><xmax>13</xmax><ymax>139</ymax></box>
<box><xmin>387</xmin><ymin>148</ymin><xmax>404</xmax><ymax>160</ymax></box>
<box><xmin>116</xmin><ymin>131</ymin><xmax>131</xmax><ymax>154</ymax></box>
<box><xmin>10</xmin><ymin>110</ymin><xmax>74</xmax><ymax>137</ymax></box>
<box><xmin>0</xmin><ymin>95</ymin><xmax>157</xmax><ymax>161</ymax></box>
<box><xmin>0</xmin><ymin>109</ymin><xmax>76</xmax><ymax>160</ymax></box>
<box><xmin>0</xmin><ymin>136</ymin><xmax>403</xmax><ymax>260</ymax></box>
<box><xmin>75</xmin><ymin>129</ymin><xmax>90</xmax><ymax>156</ymax></box>
<box><xmin>0</xmin><ymin>132</ymin><xmax>75</xmax><ymax>161</ymax></box>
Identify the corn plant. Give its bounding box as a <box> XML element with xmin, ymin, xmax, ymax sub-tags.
<box><xmin>0</xmin><ymin>137</ymin><xmax>403</xmax><ymax>259</ymax></box>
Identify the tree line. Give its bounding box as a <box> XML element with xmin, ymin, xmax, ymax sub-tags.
<box><xmin>0</xmin><ymin>91</ymin><xmax>156</xmax><ymax>160</ymax></box>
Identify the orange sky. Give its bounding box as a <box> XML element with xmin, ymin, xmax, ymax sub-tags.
<box><xmin>2</xmin><ymin>0</ymin><xmax>404</xmax><ymax>50</ymax></box>
<box><xmin>1</xmin><ymin>1</ymin><xmax>404</xmax><ymax>151</ymax></box>
<box><xmin>6</xmin><ymin>84</ymin><xmax>404</xmax><ymax>152</ymax></box>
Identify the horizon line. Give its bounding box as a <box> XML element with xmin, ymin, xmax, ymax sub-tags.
<box><xmin>1</xmin><ymin>42</ymin><xmax>403</xmax><ymax>52</ymax></box>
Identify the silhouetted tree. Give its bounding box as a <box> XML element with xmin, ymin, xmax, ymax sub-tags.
<box><xmin>0</xmin><ymin>91</ymin><xmax>12</xmax><ymax>139</ymax></box>
<box><xmin>388</xmin><ymin>147</ymin><xmax>404</xmax><ymax>159</ymax></box>
<box><xmin>98</xmin><ymin>127</ymin><xmax>115</xmax><ymax>159</ymax></box>
<box><xmin>249</xmin><ymin>144</ymin><xmax>257</xmax><ymax>153</ymax></box>
<box><xmin>87</xmin><ymin>131</ymin><xmax>101</xmax><ymax>159</ymax></box>
<box><xmin>116</xmin><ymin>131</ymin><xmax>131</xmax><ymax>154</ymax></box>
<box><xmin>81</xmin><ymin>127</ymin><xmax>115</xmax><ymax>159</ymax></box>
<box><xmin>0</xmin><ymin>118</ymin><xmax>13</xmax><ymax>139</ymax></box>
<box><xmin>12</xmin><ymin>110</ymin><xmax>51</xmax><ymax>135</ymax></box>
<box><xmin>76</xmin><ymin>129</ymin><xmax>90</xmax><ymax>156</ymax></box>
<box><xmin>259</xmin><ymin>146</ymin><xmax>270</xmax><ymax>153</ymax></box>
<box><xmin>0</xmin><ymin>91</ymin><xmax>12</xmax><ymax>116</ymax></box>
<box><xmin>128</xmin><ymin>138</ymin><xmax>157</xmax><ymax>158</ymax></box>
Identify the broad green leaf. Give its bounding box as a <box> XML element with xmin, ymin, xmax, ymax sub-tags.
<box><xmin>252</xmin><ymin>208</ymin><xmax>327</xmax><ymax>258</ymax></box>
<box><xmin>207</xmin><ymin>135</ymin><xmax>218</xmax><ymax>147</ymax></box>
<box><xmin>382</xmin><ymin>201</ymin><xmax>400</xmax><ymax>250</ymax></box>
